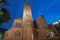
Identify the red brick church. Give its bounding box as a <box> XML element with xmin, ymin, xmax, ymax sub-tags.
<box><xmin>3</xmin><ymin>2</ymin><xmax>58</xmax><ymax>40</ymax></box>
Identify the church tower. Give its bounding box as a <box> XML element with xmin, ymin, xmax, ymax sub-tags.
<box><xmin>3</xmin><ymin>1</ymin><xmax>34</xmax><ymax>40</ymax></box>
<box><xmin>23</xmin><ymin>2</ymin><xmax>33</xmax><ymax>40</ymax></box>
<box><xmin>23</xmin><ymin>3</ymin><xmax>33</xmax><ymax>22</ymax></box>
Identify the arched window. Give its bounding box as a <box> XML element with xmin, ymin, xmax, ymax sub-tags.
<box><xmin>14</xmin><ymin>31</ymin><xmax>20</xmax><ymax>37</ymax></box>
<box><xmin>27</xmin><ymin>21</ymin><xmax>32</xmax><ymax>27</ymax></box>
<box><xmin>15</xmin><ymin>22</ymin><xmax>22</xmax><ymax>28</ymax></box>
<box><xmin>28</xmin><ymin>23</ymin><xmax>31</xmax><ymax>27</ymax></box>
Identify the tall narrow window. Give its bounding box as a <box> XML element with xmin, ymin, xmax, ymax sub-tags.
<box><xmin>14</xmin><ymin>31</ymin><xmax>20</xmax><ymax>37</ymax></box>
<box><xmin>16</xmin><ymin>22</ymin><xmax>22</xmax><ymax>28</ymax></box>
<box><xmin>28</xmin><ymin>22</ymin><xmax>32</xmax><ymax>27</ymax></box>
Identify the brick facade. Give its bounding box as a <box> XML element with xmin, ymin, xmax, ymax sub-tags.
<box><xmin>3</xmin><ymin>2</ymin><xmax>58</xmax><ymax>40</ymax></box>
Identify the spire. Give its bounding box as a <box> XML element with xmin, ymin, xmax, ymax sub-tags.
<box><xmin>23</xmin><ymin>0</ymin><xmax>33</xmax><ymax>26</ymax></box>
<box><xmin>25</xmin><ymin>0</ymin><xmax>29</xmax><ymax>5</ymax></box>
<box><xmin>23</xmin><ymin>0</ymin><xmax>32</xmax><ymax>21</ymax></box>
<box><xmin>23</xmin><ymin>1</ymin><xmax>33</xmax><ymax>40</ymax></box>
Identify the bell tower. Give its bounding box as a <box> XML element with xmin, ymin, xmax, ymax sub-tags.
<box><xmin>23</xmin><ymin>3</ymin><xmax>33</xmax><ymax>22</ymax></box>
<box><xmin>23</xmin><ymin>1</ymin><xmax>33</xmax><ymax>40</ymax></box>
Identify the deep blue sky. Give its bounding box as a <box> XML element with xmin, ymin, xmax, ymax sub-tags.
<box><xmin>0</xmin><ymin>0</ymin><xmax>60</xmax><ymax>29</ymax></box>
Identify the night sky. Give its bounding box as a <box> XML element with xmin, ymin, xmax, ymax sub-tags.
<box><xmin>0</xmin><ymin>0</ymin><xmax>60</xmax><ymax>29</ymax></box>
